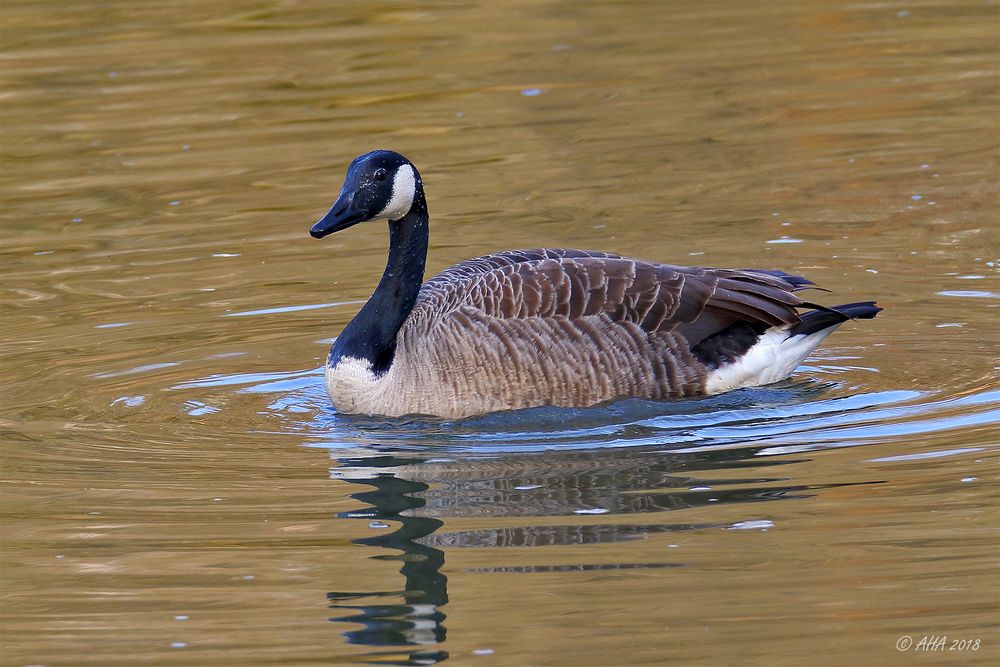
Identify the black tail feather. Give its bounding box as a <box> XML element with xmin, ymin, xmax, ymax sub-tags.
<box><xmin>744</xmin><ymin>269</ymin><xmax>820</xmax><ymax>291</ymax></box>
<box><xmin>790</xmin><ymin>301</ymin><xmax>882</xmax><ymax>336</ymax></box>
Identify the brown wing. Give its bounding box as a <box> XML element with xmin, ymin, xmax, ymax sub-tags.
<box><xmin>421</xmin><ymin>248</ymin><xmax>626</xmax><ymax>290</ymax></box>
<box><xmin>411</xmin><ymin>249</ymin><xmax>809</xmax><ymax>346</ymax></box>
<box><xmin>392</xmin><ymin>249</ymin><xmax>815</xmax><ymax>409</ymax></box>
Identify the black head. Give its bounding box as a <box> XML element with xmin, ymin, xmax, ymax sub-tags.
<box><xmin>310</xmin><ymin>150</ymin><xmax>421</xmax><ymax>239</ymax></box>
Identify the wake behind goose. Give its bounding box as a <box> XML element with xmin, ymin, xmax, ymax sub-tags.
<box><xmin>308</xmin><ymin>150</ymin><xmax>881</xmax><ymax>418</ymax></box>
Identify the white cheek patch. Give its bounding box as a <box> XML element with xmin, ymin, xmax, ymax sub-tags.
<box><xmin>374</xmin><ymin>164</ymin><xmax>416</xmax><ymax>221</ymax></box>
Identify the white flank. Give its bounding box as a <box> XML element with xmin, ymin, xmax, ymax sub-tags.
<box><xmin>374</xmin><ymin>163</ymin><xmax>417</xmax><ymax>221</ymax></box>
<box><xmin>703</xmin><ymin>326</ymin><xmax>837</xmax><ymax>394</ymax></box>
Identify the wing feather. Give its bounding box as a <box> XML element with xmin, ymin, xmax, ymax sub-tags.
<box><xmin>398</xmin><ymin>249</ymin><xmax>811</xmax><ymax>408</ymax></box>
<box><xmin>412</xmin><ymin>249</ymin><xmax>808</xmax><ymax>343</ymax></box>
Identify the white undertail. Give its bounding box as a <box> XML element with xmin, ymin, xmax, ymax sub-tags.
<box><xmin>704</xmin><ymin>326</ymin><xmax>837</xmax><ymax>394</ymax></box>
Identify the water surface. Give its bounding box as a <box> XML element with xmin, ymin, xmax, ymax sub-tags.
<box><xmin>2</xmin><ymin>0</ymin><xmax>998</xmax><ymax>665</ymax></box>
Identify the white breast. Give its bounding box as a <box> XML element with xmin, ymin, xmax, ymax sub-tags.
<box><xmin>326</xmin><ymin>349</ymin><xmax>439</xmax><ymax>416</ymax></box>
<box><xmin>324</xmin><ymin>336</ymin><xmax>494</xmax><ymax>418</ymax></box>
<box><xmin>325</xmin><ymin>356</ymin><xmax>386</xmax><ymax>415</ymax></box>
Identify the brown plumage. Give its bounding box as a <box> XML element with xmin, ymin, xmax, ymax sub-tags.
<box><xmin>310</xmin><ymin>151</ymin><xmax>881</xmax><ymax>418</ymax></box>
<box><xmin>371</xmin><ymin>249</ymin><xmax>805</xmax><ymax>416</ymax></box>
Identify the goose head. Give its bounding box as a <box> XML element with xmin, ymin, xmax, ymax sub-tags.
<box><xmin>310</xmin><ymin>150</ymin><xmax>421</xmax><ymax>239</ymax></box>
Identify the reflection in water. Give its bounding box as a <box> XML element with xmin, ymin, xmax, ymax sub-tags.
<box><xmin>329</xmin><ymin>455</ymin><xmax>449</xmax><ymax>666</ymax></box>
<box><xmin>328</xmin><ymin>444</ymin><xmax>883</xmax><ymax>660</ymax></box>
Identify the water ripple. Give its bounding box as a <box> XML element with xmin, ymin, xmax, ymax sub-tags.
<box><xmin>171</xmin><ymin>365</ymin><xmax>1000</xmax><ymax>456</ymax></box>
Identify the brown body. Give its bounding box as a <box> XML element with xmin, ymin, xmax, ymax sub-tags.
<box><xmin>325</xmin><ymin>248</ymin><xmax>814</xmax><ymax>418</ymax></box>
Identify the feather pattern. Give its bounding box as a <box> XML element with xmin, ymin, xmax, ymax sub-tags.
<box><xmin>328</xmin><ymin>249</ymin><xmax>823</xmax><ymax>417</ymax></box>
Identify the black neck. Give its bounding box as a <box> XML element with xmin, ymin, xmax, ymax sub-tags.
<box><xmin>329</xmin><ymin>189</ymin><xmax>429</xmax><ymax>373</ymax></box>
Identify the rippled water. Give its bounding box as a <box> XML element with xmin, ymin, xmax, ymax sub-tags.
<box><xmin>2</xmin><ymin>0</ymin><xmax>998</xmax><ymax>665</ymax></box>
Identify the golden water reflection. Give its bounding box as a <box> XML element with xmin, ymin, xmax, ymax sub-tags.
<box><xmin>2</xmin><ymin>0</ymin><xmax>998</xmax><ymax>664</ymax></box>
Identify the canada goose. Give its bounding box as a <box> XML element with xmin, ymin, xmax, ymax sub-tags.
<box><xmin>309</xmin><ymin>150</ymin><xmax>881</xmax><ymax>418</ymax></box>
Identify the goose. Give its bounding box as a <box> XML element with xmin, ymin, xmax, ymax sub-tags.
<box><xmin>309</xmin><ymin>150</ymin><xmax>881</xmax><ymax>419</ymax></box>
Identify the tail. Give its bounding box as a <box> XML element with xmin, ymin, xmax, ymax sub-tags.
<box><xmin>702</xmin><ymin>300</ymin><xmax>882</xmax><ymax>394</ymax></box>
<box><xmin>790</xmin><ymin>301</ymin><xmax>882</xmax><ymax>337</ymax></box>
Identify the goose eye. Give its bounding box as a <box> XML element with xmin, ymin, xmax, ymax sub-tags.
<box><xmin>373</xmin><ymin>168</ymin><xmax>388</xmax><ymax>182</ymax></box>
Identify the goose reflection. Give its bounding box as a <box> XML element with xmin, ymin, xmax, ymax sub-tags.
<box><xmin>328</xmin><ymin>454</ymin><xmax>450</xmax><ymax>665</ymax></box>
<box><xmin>326</xmin><ymin>443</ymin><xmax>880</xmax><ymax>662</ymax></box>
